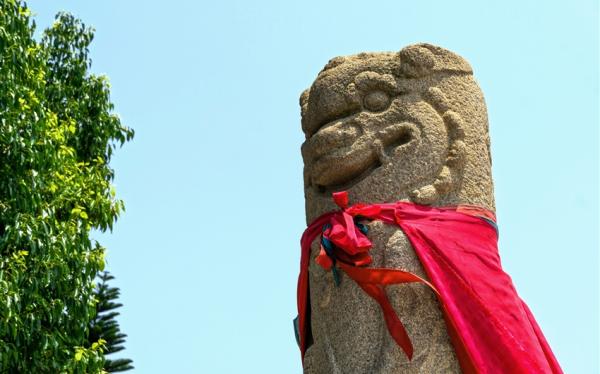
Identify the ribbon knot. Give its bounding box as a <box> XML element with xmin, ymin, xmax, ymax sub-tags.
<box><xmin>315</xmin><ymin>192</ymin><xmax>374</xmax><ymax>276</ymax></box>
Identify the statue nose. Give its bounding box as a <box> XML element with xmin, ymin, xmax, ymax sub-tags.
<box><xmin>301</xmin><ymin>120</ymin><xmax>362</xmax><ymax>162</ymax></box>
<box><xmin>302</xmin><ymin>90</ymin><xmax>362</xmax><ymax>137</ymax></box>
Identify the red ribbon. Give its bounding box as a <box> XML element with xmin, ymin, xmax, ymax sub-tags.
<box><xmin>298</xmin><ymin>192</ymin><xmax>563</xmax><ymax>374</ymax></box>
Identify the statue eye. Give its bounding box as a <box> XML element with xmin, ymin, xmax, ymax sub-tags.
<box><xmin>363</xmin><ymin>90</ymin><xmax>390</xmax><ymax>112</ymax></box>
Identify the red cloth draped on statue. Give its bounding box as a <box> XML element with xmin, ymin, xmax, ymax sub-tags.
<box><xmin>296</xmin><ymin>191</ymin><xmax>562</xmax><ymax>374</ymax></box>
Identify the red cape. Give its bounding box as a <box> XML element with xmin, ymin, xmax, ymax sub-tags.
<box><xmin>297</xmin><ymin>192</ymin><xmax>562</xmax><ymax>373</ymax></box>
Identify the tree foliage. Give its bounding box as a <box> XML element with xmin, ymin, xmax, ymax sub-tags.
<box><xmin>89</xmin><ymin>272</ymin><xmax>133</xmax><ymax>373</ymax></box>
<box><xmin>0</xmin><ymin>1</ymin><xmax>133</xmax><ymax>372</ymax></box>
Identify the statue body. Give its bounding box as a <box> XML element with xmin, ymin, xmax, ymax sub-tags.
<box><xmin>300</xmin><ymin>44</ymin><xmax>494</xmax><ymax>373</ymax></box>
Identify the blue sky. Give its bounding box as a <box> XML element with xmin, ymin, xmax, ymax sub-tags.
<box><xmin>29</xmin><ymin>1</ymin><xmax>598</xmax><ymax>373</ymax></box>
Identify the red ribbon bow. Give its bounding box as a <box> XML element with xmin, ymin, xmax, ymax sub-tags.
<box><xmin>315</xmin><ymin>191</ymin><xmax>373</xmax><ymax>270</ymax></box>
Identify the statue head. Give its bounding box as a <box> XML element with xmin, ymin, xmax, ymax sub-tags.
<box><xmin>301</xmin><ymin>44</ymin><xmax>495</xmax><ymax>221</ymax></box>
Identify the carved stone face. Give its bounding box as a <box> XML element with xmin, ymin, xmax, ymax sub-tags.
<box><xmin>302</xmin><ymin>52</ymin><xmax>447</xmax><ymax>191</ymax></box>
<box><xmin>301</xmin><ymin>44</ymin><xmax>494</xmax><ymax>221</ymax></box>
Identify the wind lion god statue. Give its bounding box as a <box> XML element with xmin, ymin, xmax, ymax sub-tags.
<box><xmin>294</xmin><ymin>44</ymin><xmax>562</xmax><ymax>374</ymax></box>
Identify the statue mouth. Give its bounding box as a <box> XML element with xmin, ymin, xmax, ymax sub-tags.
<box><xmin>304</xmin><ymin>122</ymin><xmax>419</xmax><ymax>193</ymax></box>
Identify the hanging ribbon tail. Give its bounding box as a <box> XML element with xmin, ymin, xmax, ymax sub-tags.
<box><xmin>338</xmin><ymin>262</ymin><xmax>438</xmax><ymax>294</ymax></box>
<box><xmin>315</xmin><ymin>246</ymin><xmax>333</xmax><ymax>270</ymax></box>
<box><xmin>360</xmin><ymin>283</ymin><xmax>414</xmax><ymax>360</ymax></box>
<box><xmin>337</xmin><ymin>262</ymin><xmax>441</xmax><ymax>361</ymax></box>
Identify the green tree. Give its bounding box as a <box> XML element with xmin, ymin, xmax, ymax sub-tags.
<box><xmin>0</xmin><ymin>1</ymin><xmax>133</xmax><ymax>372</ymax></box>
<box><xmin>89</xmin><ymin>272</ymin><xmax>134</xmax><ymax>373</ymax></box>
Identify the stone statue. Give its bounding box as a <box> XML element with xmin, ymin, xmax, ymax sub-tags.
<box><xmin>299</xmin><ymin>43</ymin><xmax>494</xmax><ymax>373</ymax></box>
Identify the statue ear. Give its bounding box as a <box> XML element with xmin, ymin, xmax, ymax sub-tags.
<box><xmin>398</xmin><ymin>43</ymin><xmax>473</xmax><ymax>78</ymax></box>
<box><xmin>398</xmin><ymin>45</ymin><xmax>436</xmax><ymax>78</ymax></box>
<box><xmin>300</xmin><ymin>89</ymin><xmax>310</xmax><ymax>118</ymax></box>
